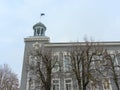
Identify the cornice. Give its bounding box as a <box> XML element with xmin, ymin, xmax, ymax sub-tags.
<box><xmin>44</xmin><ymin>42</ymin><xmax>120</xmax><ymax>47</ymax></box>
<box><xmin>24</xmin><ymin>36</ymin><xmax>50</xmax><ymax>42</ymax></box>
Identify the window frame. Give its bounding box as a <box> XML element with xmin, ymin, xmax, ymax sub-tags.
<box><xmin>52</xmin><ymin>78</ymin><xmax>60</xmax><ymax>90</ymax></box>
<box><xmin>102</xmin><ymin>78</ymin><xmax>112</xmax><ymax>90</ymax></box>
<box><xmin>52</xmin><ymin>52</ymin><xmax>60</xmax><ymax>72</ymax></box>
<box><xmin>64</xmin><ymin>78</ymin><xmax>73</xmax><ymax>90</ymax></box>
<box><xmin>63</xmin><ymin>53</ymin><xmax>71</xmax><ymax>72</ymax></box>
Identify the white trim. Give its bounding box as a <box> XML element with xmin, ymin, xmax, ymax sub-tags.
<box><xmin>102</xmin><ymin>78</ymin><xmax>112</xmax><ymax>90</ymax></box>
<box><xmin>64</xmin><ymin>78</ymin><xmax>73</xmax><ymax>90</ymax></box>
<box><xmin>52</xmin><ymin>78</ymin><xmax>60</xmax><ymax>90</ymax></box>
<box><xmin>63</xmin><ymin>56</ymin><xmax>71</xmax><ymax>72</ymax></box>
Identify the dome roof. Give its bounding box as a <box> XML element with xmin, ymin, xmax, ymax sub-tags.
<box><xmin>33</xmin><ymin>22</ymin><xmax>46</xmax><ymax>30</ymax></box>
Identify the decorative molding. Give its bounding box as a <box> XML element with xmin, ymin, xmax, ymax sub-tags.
<box><xmin>24</xmin><ymin>36</ymin><xmax>50</xmax><ymax>42</ymax></box>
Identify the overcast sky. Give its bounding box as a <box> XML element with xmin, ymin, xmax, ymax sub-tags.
<box><xmin>0</xmin><ymin>0</ymin><xmax>120</xmax><ymax>80</ymax></box>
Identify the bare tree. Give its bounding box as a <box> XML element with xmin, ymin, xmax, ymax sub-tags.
<box><xmin>67</xmin><ymin>40</ymin><xmax>104</xmax><ymax>90</ymax></box>
<box><xmin>0</xmin><ymin>64</ymin><xmax>19</xmax><ymax>90</ymax></box>
<box><xmin>103</xmin><ymin>50</ymin><xmax>120</xmax><ymax>90</ymax></box>
<box><xmin>27</xmin><ymin>43</ymin><xmax>57</xmax><ymax>90</ymax></box>
<box><xmin>67</xmin><ymin>39</ymin><xmax>120</xmax><ymax>90</ymax></box>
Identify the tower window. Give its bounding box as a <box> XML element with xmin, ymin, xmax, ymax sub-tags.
<box><xmin>37</xmin><ymin>28</ymin><xmax>40</xmax><ymax>35</ymax></box>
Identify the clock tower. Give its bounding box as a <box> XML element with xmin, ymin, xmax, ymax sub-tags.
<box><xmin>20</xmin><ymin>21</ymin><xmax>49</xmax><ymax>90</ymax></box>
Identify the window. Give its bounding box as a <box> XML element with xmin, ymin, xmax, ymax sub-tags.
<box><xmin>37</xmin><ymin>28</ymin><xmax>40</xmax><ymax>35</ymax></box>
<box><xmin>108</xmin><ymin>52</ymin><xmax>120</xmax><ymax>71</ymax></box>
<box><xmin>52</xmin><ymin>52</ymin><xmax>60</xmax><ymax>72</ymax></box>
<box><xmin>103</xmin><ymin>78</ymin><xmax>112</xmax><ymax>90</ymax></box>
<box><xmin>64</xmin><ymin>78</ymin><xmax>72</xmax><ymax>90</ymax></box>
<box><xmin>90</xmin><ymin>81</ymin><xmax>99</xmax><ymax>90</ymax></box>
<box><xmin>29</xmin><ymin>55</ymin><xmax>37</xmax><ymax>67</ymax></box>
<box><xmin>52</xmin><ymin>79</ymin><xmax>60</xmax><ymax>90</ymax></box>
<box><xmin>91</xmin><ymin>55</ymin><xmax>103</xmax><ymax>69</ymax></box>
<box><xmin>91</xmin><ymin>56</ymin><xmax>95</xmax><ymax>70</ymax></box>
<box><xmin>63</xmin><ymin>56</ymin><xmax>71</xmax><ymax>72</ymax></box>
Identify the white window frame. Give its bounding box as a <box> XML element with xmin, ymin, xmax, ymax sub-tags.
<box><xmin>63</xmin><ymin>52</ymin><xmax>71</xmax><ymax>72</ymax></box>
<box><xmin>52</xmin><ymin>78</ymin><xmax>60</xmax><ymax>90</ymax></box>
<box><xmin>102</xmin><ymin>78</ymin><xmax>112</xmax><ymax>90</ymax></box>
<box><xmin>90</xmin><ymin>81</ymin><xmax>99</xmax><ymax>90</ymax></box>
<box><xmin>64</xmin><ymin>78</ymin><xmax>73</xmax><ymax>90</ymax></box>
<box><xmin>52</xmin><ymin>52</ymin><xmax>60</xmax><ymax>72</ymax></box>
<box><xmin>63</xmin><ymin>56</ymin><xmax>71</xmax><ymax>72</ymax></box>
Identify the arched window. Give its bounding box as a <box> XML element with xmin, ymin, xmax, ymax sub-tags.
<box><xmin>37</xmin><ymin>28</ymin><xmax>40</xmax><ymax>35</ymax></box>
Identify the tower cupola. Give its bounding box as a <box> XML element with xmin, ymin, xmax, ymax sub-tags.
<box><xmin>33</xmin><ymin>22</ymin><xmax>46</xmax><ymax>36</ymax></box>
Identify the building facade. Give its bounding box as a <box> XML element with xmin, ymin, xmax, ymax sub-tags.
<box><xmin>20</xmin><ymin>21</ymin><xmax>120</xmax><ymax>90</ymax></box>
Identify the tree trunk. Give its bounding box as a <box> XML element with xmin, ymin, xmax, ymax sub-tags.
<box><xmin>45</xmin><ymin>84</ymin><xmax>51</xmax><ymax>90</ymax></box>
<box><xmin>114</xmin><ymin>79</ymin><xmax>120</xmax><ymax>90</ymax></box>
<box><xmin>83</xmin><ymin>86</ymin><xmax>86</xmax><ymax>90</ymax></box>
<box><xmin>78</xmin><ymin>80</ymin><xmax>82</xmax><ymax>90</ymax></box>
<box><xmin>45</xmin><ymin>68</ymin><xmax>51</xmax><ymax>90</ymax></box>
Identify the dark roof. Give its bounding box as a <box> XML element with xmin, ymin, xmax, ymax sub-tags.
<box><xmin>33</xmin><ymin>22</ymin><xmax>46</xmax><ymax>30</ymax></box>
